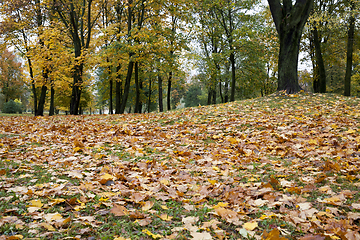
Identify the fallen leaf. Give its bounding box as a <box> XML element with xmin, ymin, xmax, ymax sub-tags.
<box><xmin>110</xmin><ymin>204</ymin><xmax>129</xmax><ymax>216</ymax></box>
<box><xmin>243</xmin><ymin>221</ymin><xmax>258</xmax><ymax>231</ymax></box>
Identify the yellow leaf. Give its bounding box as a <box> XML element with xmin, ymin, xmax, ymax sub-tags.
<box><xmin>213</xmin><ymin>202</ymin><xmax>228</xmax><ymax>209</ymax></box>
<box><xmin>142</xmin><ymin>229</ymin><xmax>163</xmax><ymax>239</ymax></box>
<box><xmin>243</xmin><ymin>221</ymin><xmax>258</xmax><ymax>231</ymax></box>
<box><xmin>208</xmin><ymin>179</ymin><xmax>217</xmax><ymax>185</ymax></box>
<box><xmin>99</xmin><ymin>173</ymin><xmax>115</xmax><ymax>184</ymax></box>
<box><xmin>346</xmin><ymin>129</ymin><xmax>356</xmax><ymax>134</ymax></box>
<box><xmin>159</xmin><ymin>214</ymin><xmax>173</xmax><ymax>221</ymax></box>
<box><xmin>40</xmin><ymin>222</ymin><xmax>55</xmax><ymax>231</ymax></box>
<box><xmin>160</xmin><ymin>205</ymin><xmax>168</xmax><ymax>210</ymax></box>
<box><xmin>212</xmin><ymin>166</ymin><xmax>220</xmax><ymax>171</ymax></box>
<box><xmin>28</xmin><ymin>200</ymin><xmax>43</xmax><ymax>208</ymax></box>
<box><xmin>74</xmin><ymin>146</ymin><xmax>82</xmax><ymax>152</ymax></box>
<box><xmin>160</xmin><ymin>179</ymin><xmax>169</xmax><ymax>185</ymax></box>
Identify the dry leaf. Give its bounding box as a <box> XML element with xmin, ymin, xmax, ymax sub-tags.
<box><xmin>110</xmin><ymin>204</ymin><xmax>129</xmax><ymax>216</ymax></box>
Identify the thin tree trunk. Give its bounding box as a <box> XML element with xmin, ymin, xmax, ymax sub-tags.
<box><xmin>167</xmin><ymin>71</ymin><xmax>172</xmax><ymax>111</ymax></box>
<box><xmin>115</xmin><ymin>65</ymin><xmax>122</xmax><ymax>114</ymax></box>
<box><xmin>134</xmin><ymin>62</ymin><xmax>141</xmax><ymax>113</ymax></box>
<box><xmin>158</xmin><ymin>73</ymin><xmax>163</xmax><ymax>112</ymax></box>
<box><xmin>230</xmin><ymin>51</ymin><xmax>236</xmax><ymax>101</ymax></box>
<box><xmin>27</xmin><ymin>58</ymin><xmax>38</xmax><ymax>115</ymax></box>
<box><xmin>344</xmin><ymin>2</ymin><xmax>355</xmax><ymax>96</ymax></box>
<box><xmin>148</xmin><ymin>77</ymin><xmax>152</xmax><ymax>113</ymax></box>
<box><xmin>108</xmin><ymin>65</ymin><xmax>113</xmax><ymax>114</ymax></box>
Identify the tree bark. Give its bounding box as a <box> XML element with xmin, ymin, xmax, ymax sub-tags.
<box><xmin>167</xmin><ymin>71</ymin><xmax>172</xmax><ymax>111</ymax></box>
<box><xmin>267</xmin><ymin>0</ymin><xmax>313</xmax><ymax>94</ymax></box>
<box><xmin>344</xmin><ymin>2</ymin><xmax>355</xmax><ymax>96</ymax></box>
<box><xmin>148</xmin><ymin>77</ymin><xmax>152</xmax><ymax>113</ymax></box>
<box><xmin>230</xmin><ymin>51</ymin><xmax>236</xmax><ymax>101</ymax></box>
<box><xmin>158</xmin><ymin>73</ymin><xmax>164</xmax><ymax>112</ymax></box>
<box><xmin>49</xmin><ymin>84</ymin><xmax>55</xmax><ymax>116</ymax></box>
<box><xmin>36</xmin><ymin>85</ymin><xmax>47</xmax><ymax>116</ymax></box>
<box><xmin>119</xmin><ymin>59</ymin><xmax>134</xmax><ymax>114</ymax></box>
<box><xmin>108</xmin><ymin>65</ymin><xmax>113</xmax><ymax>114</ymax></box>
<box><xmin>134</xmin><ymin>62</ymin><xmax>141</xmax><ymax>113</ymax></box>
<box><xmin>27</xmin><ymin>58</ymin><xmax>38</xmax><ymax>115</ymax></box>
<box><xmin>312</xmin><ymin>25</ymin><xmax>326</xmax><ymax>93</ymax></box>
<box><xmin>115</xmin><ymin>65</ymin><xmax>122</xmax><ymax>114</ymax></box>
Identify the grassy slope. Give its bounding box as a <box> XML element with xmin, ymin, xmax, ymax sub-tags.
<box><xmin>0</xmin><ymin>93</ymin><xmax>359</xmax><ymax>240</ymax></box>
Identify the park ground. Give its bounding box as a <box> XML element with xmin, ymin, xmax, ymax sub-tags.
<box><xmin>0</xmin><ymin>92</ymin><xmax>360</xmax><ymax>240</ymax></box>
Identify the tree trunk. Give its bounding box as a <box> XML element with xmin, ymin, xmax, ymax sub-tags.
<box><xmin>119</xmin><ymin>60</ymin><xmax>134</xmax><ymax>114</ymax></box>
<box><xmin>277</xmin><ymin>29</ymin><xmax>303</xmax><ymax>93</ymax></box>
<box><xmin>115</xmin><ymin>65</ymin><xmax>122</xmax><ymax>114</ymax></box>
<box><xmin>219</xmin><ymin>81</ymin><xmax>224</xmax><ymax>103</ymax></box>
<box><xmin>69</xmin><ymin>44</ymin><xmax>83</xmax><ymax>115</ymax></box>
<box><xmin>108</xmin><ymin>66</ymin><xmax>113</xmax><ymax>114</ymax></box>
<box><xmin>158</xmin><ymin>73</ymin><xmax>163</xmax><ymax>112</ymax></box>
<box><xmin>134</xmin><ymin>62</ymin><xmax>141</xmax><ymax>113</ymax></box>
<box><xmin>167</xmin><ymin>71</ymin><xmax>172</xmax><ymax>111</ymax></box>
<box><xmin>344</xmin><ymin>2</ymin><xmax>355</xmax><ymax>97</ymax></box>
<box><xmin>212</xmin><ymin>88</ymin><xmax>216</xmax><ymax>104</ymax></box>
<box><xmin>267</xmin><ymin>0</ymin><xmax>313</xmax><ymax>94</ymax></box>
<box><xmin>312</xmin><ymin>25</ymin><xmax>326</xmax><ymax>93</ymax></box>
<box><xmin>148</xmin><ymin>77</ymin><xmax>152</xmax><ymax>113</ymax></box>
<box><xmin>49</xmin><ymin>85</ymin><xmax>55</xmax><ymax>116</ymax></box>
<box><xmin>27</xmin><ymin>58</ymin><xmax>38</xmax><ymax>115</ymax></box>
<box><xmin>230</xmin><ymin>52</ymin><xmax>236</xmax><ymax>101</ymax></box>
<box><xmin>36</xmin><ymin>85</ymin><xmax>47</xmax><ymax>116</ymax></box>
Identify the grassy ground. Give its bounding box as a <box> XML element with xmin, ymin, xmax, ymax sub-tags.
<box><xmin>0</xmin><ymin>92</ymin><xmax>359</xmax><ymax>240</ymax></box>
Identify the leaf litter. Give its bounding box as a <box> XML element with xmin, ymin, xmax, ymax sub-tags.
<box><xmin>0</xmin><ymin>93</ymin><xmax>359</xmax><ymax>239</ymax></box>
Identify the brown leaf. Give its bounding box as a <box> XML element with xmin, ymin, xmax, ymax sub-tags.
<box><xmin>110</xmin><ymin>204</ymin><xmax>129</xmax><ymax>216</ymax></box>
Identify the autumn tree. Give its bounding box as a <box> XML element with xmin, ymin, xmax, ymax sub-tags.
<box><xmin>267</xmin><ymin>0</ymin><xmax>314</xmax><ymax>93</ymax></box>
<box><xmin>52</xmin><ymin>0</ymin><xmax>99</xmax><ymax>115</ymax></box>
<box><xmin>0</xmin><ymin>49</ymin><xmax>24</xmax><ymax>103</ymax></box>
<box><xmin>0</xmin><ymin>0</ymin><xmax>51</xmax><ymax>115</ymax></box>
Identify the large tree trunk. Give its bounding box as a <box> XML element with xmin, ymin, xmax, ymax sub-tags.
<box><xmin>312</xmin><ymin>25</ymin><xmax>326</xmax><ymax>93</ymax></box>
<box><xmin>36</xmin><ymin>85</ymin><xmax>47</xmax><ymax>116</ymax></box>
<box><xmin>268</xmin><ymin>0</ymin><xmax>313</xmax><ymax>94</ymax></box>
<box><xmin>277</xmin><ymin>28</ymin><xmax>303</xmax><ymax>93</ymax></box>
<box><xmin>344</xmin><ymin>2</ymin><xmax>355</xmax><ymax>97</ymax></box>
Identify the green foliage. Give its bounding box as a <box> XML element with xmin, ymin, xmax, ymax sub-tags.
<box><xmin>1</xmin><ymin>99</ymin><xmax>23</xmax><ymax>114</ymax></box>
<box><xmin>184</xmin><ymin>84</ymin><xmax>204</xmax><ymax>107</ymax></box>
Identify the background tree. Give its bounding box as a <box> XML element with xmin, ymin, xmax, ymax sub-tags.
<box><xmin>0</xmin><ymin>49</ymin><xmax>24</xmax><ymax>104</ymax></box>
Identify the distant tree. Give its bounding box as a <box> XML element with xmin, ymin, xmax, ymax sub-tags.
<box><xmin>185</xmin><ymin>84</ymin><xmax>203</xmax><ymax>107</ymax></box>
<box><xmin>0</xmin><ymin>49</ymin><xmax>24</xmax><ymax>103</ymax></box>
